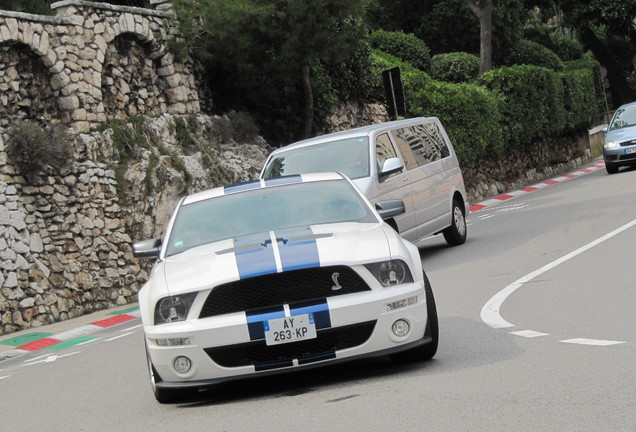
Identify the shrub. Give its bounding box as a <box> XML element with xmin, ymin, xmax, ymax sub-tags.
<box><xmin>430</xmin><ymin>52</ymin><xmax>480</xmax><ymax>83</ymax></box>
<box><xmin>564</xmin><ymin>58</ymin><xmax>606</xmax><ymax>123</ymax></box>
<box><xmin>5</xmin><ymin>121</ymin><xmax>73</xmax><ymax>176</ymax></box>
<box><xmin>370</xmin><ymin>49</ymin><xmax>432</xmax><ymax>107</ymax></box>
<box><xmin>506</xmin><ymin>39</ymin><xmax>564</xmax><ymax>71</ymax></box>
<box><xmin>480</xmin><ymin>65</ymin><xmax>566</xmax><ymax>149</ymax></box>
<box><xmin>410</xmin><ymin>80</ymin><xmax>504</xmax><ymax>163</ymax></box>
<box><xmin>561</xmin><ymin>68</ymin><xmax>601</xmax><ymax>132</ymax></box>
<box><xmin>369</xmin><ymin>30</ymin><xmax>432</xmax><ymax>72</ymax></box>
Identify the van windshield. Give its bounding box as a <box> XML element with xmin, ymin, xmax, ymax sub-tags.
<box><xmin>262</xmin><ymin>137</ymin><xmax>370</xmax><ymax>180</ymax></box>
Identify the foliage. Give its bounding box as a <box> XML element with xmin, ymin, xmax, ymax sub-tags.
<box><xmin>560</xmin><ymin>67</ymin><xmax>602</xmax><ymax>132</ymax></box>
<box><xmin>369</xmin><ymin>49</ymin><xmax>432</xmax><ymax>106</ymax></box>
<box><xmin>505</xmin><ymin>39</ymin><xmax>564</xmax><ymax>71</ymax></box>
<box><xmin>430</xmin><ymin>52</ymin><xmax>480</xmax><ymax>83</ymax></box>
<box><xmin>0</xmin><ymin>0</ymin><xmax>149</xmax><ymax>13</ymax></box>
<box><xmin>171</xmin><ymin>0</ymin><xmax>371</xmax><ymax>145</ymax></box>
<box><xmin>480</xmin><ymin>65</ymin><xmax>566</xmax><ymax>149</ymax></box>
<box><xmin>564</xmin><ymin>58</ymin><xmax>606</xmax><ymax>122</ymax></box>
<box><xmin>410</xmin><ymin>80</ymin><xmax>504</xmax><ymax>163</ymax></box>
<box><xmin>5</xmin><ymin>121</ymin><xmax>73</xmax><ymax>177</ymax></box>
<box><xmin>369</xmin><ymin>30</ymin><xmax>431</xmax><ymax>72</ymax></box>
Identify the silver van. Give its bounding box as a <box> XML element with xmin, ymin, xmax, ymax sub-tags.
<box><xmin>260</xmin><ymin>117</ymin><xmax>468</xmax><ymax>246</ymax></box>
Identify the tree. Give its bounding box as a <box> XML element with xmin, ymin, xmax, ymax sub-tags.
<box><xmin>464</xmin><ymin>0</ymin><xmax>494</xmax><ymax>74</ymax></box>
<box><xmin>172</xmin><ymin>0</ymin><xmax>370</xmax><ymax>143</ymax></box>
<box><xmin>557</xmin><ymin>0</ymin><xmax>636</xmax><ymax>106</ymax></box>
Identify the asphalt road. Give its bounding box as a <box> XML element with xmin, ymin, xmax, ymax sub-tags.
<box><xmin>1</xmin><ymin>159</ymin><xmax>634</xmax><ymax>432</ymax></box>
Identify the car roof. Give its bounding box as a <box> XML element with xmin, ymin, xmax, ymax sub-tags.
<box><xmin>269</xmin><ymin>116</ymin><xmax>438</xmax><ymax>155</ymax></box>
<box><xmin>617</xmin><ymin>101</ymin><xmax>636</xmax><ymax>110</ymax></box>
<box><xmin>182</xmin><ymin>172</ymin><xmax>346</xmax><ymax>205</ymax></box>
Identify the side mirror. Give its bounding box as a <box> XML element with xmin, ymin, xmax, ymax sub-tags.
<box><xmin>375</xmin><ymin>200</ymin><xmax>405</xmax><ymax>220</ymax></box>
<box><xmin>601</xmin><ymin>127</ymin><xmax>608</xmax><ymax>133</ymax></box>
<box><xmin>380</xmin><ymin>157</ymin><xmax>403</xmax><ymax>177</ymax></box>
<box><xmin>132</xmin><ymin>238</ymin><xmax>162</xmax><ymax>258</ymax></box>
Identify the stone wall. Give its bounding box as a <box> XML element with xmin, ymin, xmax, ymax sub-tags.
<box><xmin>0</xmin><ymin>113</ymin><xmax>271</xmax><ymax>335</ymax></box>
<box><xmin>0</xmin><ymin>0</ymin><xmax>201</xmax><ymax>132</ymax></box>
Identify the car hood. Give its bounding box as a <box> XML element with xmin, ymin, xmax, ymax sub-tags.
<box><xmin>606</xmin><ymin>125</ymin><xmax>636</xmax><ymax>144</ymax></box>
<box><xmin>156</xmin><ymin>223</ymin><xmax>396</xmax><ymax>296</ymax></box>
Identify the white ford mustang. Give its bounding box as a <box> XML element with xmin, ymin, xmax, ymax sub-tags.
<box><xmin>133</xmin><ymin>172</ymin><xmax>438</xmax><ymax>403</ymax></box>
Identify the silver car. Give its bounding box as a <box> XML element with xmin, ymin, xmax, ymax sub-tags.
<box><xmin>603</xmin><ymin>101</ymin><xmax>636</xmax><ymax>174</ymax></box>
<box><xmin>261</xmin><ymin>117</ymin><xmax>468</xmax><ymax>246</ymax></box>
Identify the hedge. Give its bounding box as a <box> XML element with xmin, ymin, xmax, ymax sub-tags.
<box><xmin>369</xmin><ymin>30</ymin><xmax>432</xmax><ymax>73</ymax></box>
<box><xmin>430</xmin><ymin>52</ymin><xmax>480</xmax><ymax>84</ymax></box>
<box><xmin>480</xmin><ymin>65</ymin><xmax>566</xmax><ymax>149</ymax></box>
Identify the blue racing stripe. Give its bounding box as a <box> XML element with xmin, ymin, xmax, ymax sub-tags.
<box><xmin>224</xmin><ymin>179</ymin><xmax>262</xmax><ymax>194</ymax></box>
<box><xmin>276</xmin><ymin>227</ymin><xmax>320</xmax><ymax>271</ymax></box>
<box><xmin>290</xmin><ymin>299</ymin><xmax>331</xmax><ymax>329</ymax></box>
<box><xmin>246</xmin><ymin>306</ymin><xmax>285</xmax><ymax>340</ymax></box>
<box><xmin>234</xmin><ymin>233</ymin><xmax>278</xmax><ymax>279</ymax></box>
<box><xmin>263</xmin><ymin>175</ymin><xmax>302</xmax><ymax>186</ymax></box>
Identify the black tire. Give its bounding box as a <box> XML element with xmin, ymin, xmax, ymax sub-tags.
<box><xmin>606</xmin><ymin>164</ymin><xmax>619</xmax><ymax>174</ymax></box>
<box><xmin>442</xmin><ymin>198</ymin><xmax>467</xmax><ymax>246</ymax></box>
<box><xmin>145</xmin><ymin>344</ymin><xmax>191</xmax><ymax>404</ymax></box>
<box><xmin>390</xmin><ymin>271</ymin><xmax>438</xmax><ymax>363</ymax></box>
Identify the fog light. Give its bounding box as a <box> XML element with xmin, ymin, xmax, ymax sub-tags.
<box><xmin>392</xmin><ymin>319</ymin><xmax>410</xmax><ymax>337</ymax></box>
<box><xmin>173</xmin><ymin>356</ymin><xmax>192</xmax><ymax>374</ymax></box>
<box><xmin>154</xmin><ymin>337</ymin><xmax>191</xmax><ymax>346</ymax></box>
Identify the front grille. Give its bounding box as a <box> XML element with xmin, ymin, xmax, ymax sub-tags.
<box><xmin>619</xmin><ymin>152</ymin><xmax>636</xmax><ymax>161</ymax></box>
<box><xmin>204</xmin><ymin>321</ymin><xmax>376</xmax><ymax>368</ymax></box>
<box><xmin>200</xmin><ymin>265</ymin><xmax>370</xmax><ymax>318</ymax></box>
<box><xmin>619</xmin><ymin>139</ymin><xmax>636</xmax><ymax>147</ymax></box>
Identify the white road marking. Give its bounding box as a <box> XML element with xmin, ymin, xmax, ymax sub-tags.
<box><xmin>0</xmin><ymin>375</ymin><xmax>9</xmax><ymax>380</ymax></box>
<box><xmin>76</xmin><ymin>338</ymin><xmax>101</xmax><ymax>346</ymax></box>
<box><xmin>24</xmin><ymin>352</ymin><xmax>79</xmax><ymax>366</ymax></box>
<box><xmin>123</xmin><ymin>324</ymin><xmax>143</xmax><ymax>331</ymax></box>
<box><xmin>105</xmin><ymin>332</ymin><xmax>134</xmax><ymax>342</ymax></box>
<box><xmin>510</xmin><ymin>330</ymin><xmax>550</xmax><ymax>338</ymax></box>
<box><xmin>481</xmin><ymin>218</ymin><xmax>636</xmax><ymax>329</ymax></box>
<box><xmin>560</xmin><ymin>338</ymin><xmax>625</xmax><ymax>346</ymax></box>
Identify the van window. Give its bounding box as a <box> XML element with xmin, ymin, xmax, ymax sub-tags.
<box><xmin>391</xmin><ymin>122</ymin><xmax>450</xmax><ymax>167</ymax></box>
<box><xmin>262</xmin><ymin>137</ymin><xmax>370</xmax><ymax>180</ymax></box>
<box><xmin>375</xmin><ymin>133</ymin><xmax>400</xmax><ymax>175</ymax></box>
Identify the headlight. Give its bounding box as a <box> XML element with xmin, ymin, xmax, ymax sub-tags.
<box><xmin>365</xmin><ymin>260</ymin><xmax>413</xmax><ymax>287</ymax></box>
<box><xmin>154</xmin><ymin>293</ymin><xmax>197</xmax><ymax>325</ymax></box>
<box><xmin>604</xmin><ymin>141</ymin><xmax>619</xmax><ymax>149</ymax></box>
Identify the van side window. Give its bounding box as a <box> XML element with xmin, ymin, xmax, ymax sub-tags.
<box><xmin>375</xmin><ymin>133</ymin><xmax>400</xmax><ymax>178</ymax></box>
<box><xmin>391</xmin><ymin>122</ymin><xmax>450</xmax><ymax>167</ymax></box>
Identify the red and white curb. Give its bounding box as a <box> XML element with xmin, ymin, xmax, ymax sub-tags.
<box><xmin>0</xmin><ymin>309</ymin><xmax>140</xmax><ymax>361</ymax></box>
<box><xmin>469</xmin><ymin>161</ymin><xmax>606</xmax><ymax>213</ymax></box>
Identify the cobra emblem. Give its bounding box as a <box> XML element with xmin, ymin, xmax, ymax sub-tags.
<box><xmin>331</xmin><ymin>272</ymin><xmax>342</xmax><ymax>291</ymax></box>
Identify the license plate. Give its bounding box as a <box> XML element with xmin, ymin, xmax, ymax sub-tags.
<box><xmin>625</xmin><ymin>148</ymin><xmax>636</xmax><ymax>155</ymax></box>
<box><xmin>264</xmin><ymin>314</ymin><xmax>317</xmax><ymax>346</ymax></box>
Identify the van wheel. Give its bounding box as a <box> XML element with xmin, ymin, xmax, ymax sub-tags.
<box><xmin>605</xmin><ymin>164</ymin><xmax>619</xmax><ymax>174</ymax></box>
<box><xmin>390</xmin><ymin>271</ymin><xmax>438</xmax><ymax>363</ymax></box>
<box><xmin>443</xmin><ymin>199</ymin><xmax>467</xmax><ymax>246</ymax></box>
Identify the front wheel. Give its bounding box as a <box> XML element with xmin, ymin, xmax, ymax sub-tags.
<box><xmin>605</xmin><ymin>164</ymin><xmax>619</xmax><ymax>174</ymax></box>
<box><xmin>443</xmin><ymin>199</ymin><xmax>467</xmax><ymax>246</ymax></box>
<box><xmin>390</xmin><ymin>271</ymin><xmax>438</xmax><ymax>363</ymax></box>
<box><xmin>145</xmin><ymin>344</ymin><xmax>191</xmax><ymax>404</ymax></box>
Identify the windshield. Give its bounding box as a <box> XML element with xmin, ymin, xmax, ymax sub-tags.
<box><xmin>165</xmin><ymin>180</ymin><xmax>377</xmax><ymax>256</ymax></box>
<box><xmin>262</xmin><ymin>137</ymin><xmax>370</xmax><ymax>180</ymax></box>
<box><xmin>609</xmin><ymin>106</ymin><xmax>636</xmax><ymax>131</ymax></box>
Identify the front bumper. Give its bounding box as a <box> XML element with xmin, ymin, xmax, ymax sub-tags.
<box><xmin>145</xmin><ymin>282</ymin><xmax>428</xmax><ymax>388</ymax></box>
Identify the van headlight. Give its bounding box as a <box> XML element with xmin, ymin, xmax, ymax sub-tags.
<box><xmin>154</xmin><ymin>293</ymin><xmax>197</xmax><ymax>325</ymax></box>
<box><xmin>365</xmin><ymin>260</ymin><xmax>413</xmax><ymax>287</ymax></box>
<box><xmin>604</xmin><ymin>141</ymin><xmax>619</xmax><ymax>149</ymax></box>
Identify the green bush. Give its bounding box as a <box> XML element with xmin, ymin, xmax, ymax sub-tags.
<box><xmin>409</xmin><ymin>80</ymin><xmax>504</xmax><ymax>163</ymax></box>
<box><xmin>564</xmin><ymin>58</ymin><xmax>606</xmax><ymax>122</ymax></box>
<box><xmin>430</xmin><ymin>52</ymin><xmax>480</xmax><ymax>83</ymax></box>
<box><xmin>480</xmin><ymin>65</ymin><xmax>566</xmax><ymax>149</ymax></box>
<box><xmin>5</xmin><ymin>121</ymin><xmax>73</xmax><ymax>177</ymax></box>
<box><xmin>506</xmin><ymin>39</ymin><xmax>564</xmax><ymax>71</ymax></box>
<box><xmin>369</xmin><ymin>30</ymin><xmax>432</xmax><ymax>72</ymax></box>
<box><xmin>370</xmin><ymin>49</ymin><xmax>432</xmax><ymax>107</ymax></box>
<box><xmin>560</xmin><ymin>68</ymin><xmax>602</xmax><ymax>132</ymax></box>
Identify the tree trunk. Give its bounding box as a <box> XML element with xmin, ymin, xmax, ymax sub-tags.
<box><xmin>580</xmin><ymin>26</ymin><xmax>635</xmax><ymax>108</ymax></box>
<box><xmin>300</xmin><ymin>64</ymin><xmax>313</xmax><ymax>140</ymax></box>
<box><xmin>464</xmin><ymin>0</ymin><xmax>493</xmax><ymax>75</ymax></box>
